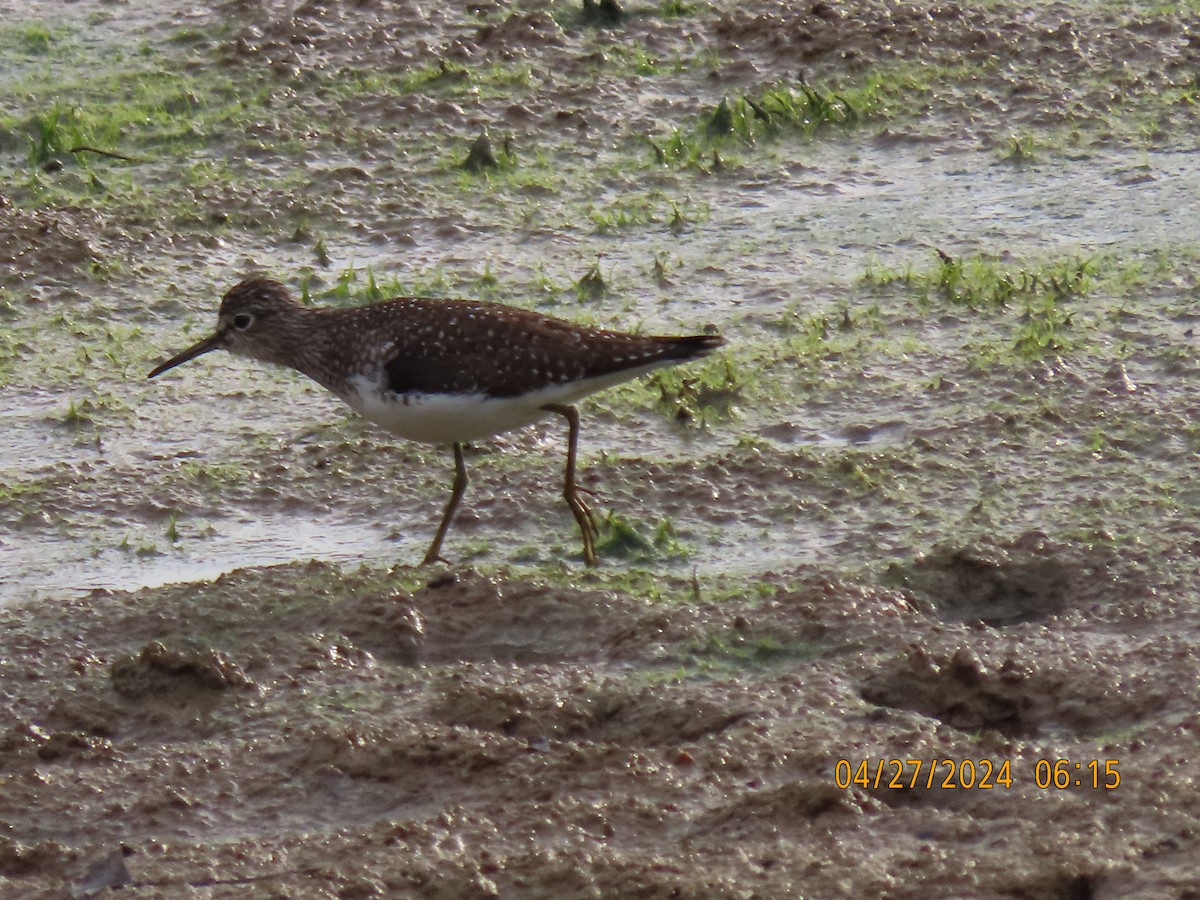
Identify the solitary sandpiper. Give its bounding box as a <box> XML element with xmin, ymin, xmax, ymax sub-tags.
<box><xmin>148</xmin><ymin>277</ymin><xmax>725</xmax><ymax>566</ymax></box>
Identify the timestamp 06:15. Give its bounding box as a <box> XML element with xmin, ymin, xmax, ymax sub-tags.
<box><xmin>834</xmin><ymin>758</ymin><xmax>1121</xmax><ymax>791</ymax></box>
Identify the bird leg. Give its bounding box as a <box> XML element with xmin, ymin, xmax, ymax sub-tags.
<box><xmin>423</xmin><ymin>442</ymin><xmax>468</xmax><ymax>565</ymax></box>
<box><xmin>543</xmin><ymin>403</ymin><xmax>599</xmax><ymax>566</ymax></box>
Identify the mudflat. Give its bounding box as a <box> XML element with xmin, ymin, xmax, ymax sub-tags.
<box><xmin>2</xmin><ymin>1</ymin><xmax>1198</xmax><ymax>896</ymax></box>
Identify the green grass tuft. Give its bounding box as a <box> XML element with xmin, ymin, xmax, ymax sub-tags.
<box><xmin>651</xmin><ymin>353</ymin><xmax>743</xmax><ymax>423</ymax></box>
<box><xmin>575</xmin><ymin>259</ymin><xmax>608</xmax><ymax>303</ymax></box>
<box><xmin>682</xmin><ymin>631</ymin><xmax>822</xmax><ymax>676</ymax></box>
<box><xmin>866</xmin><ymin>251</ymin><xmax>1099</xmax><ymax>311</ymax></box>
<box><xmin>596</xmin><ymin>512</ymin><xmax>690</xmax><ymax>562</ymax></box>
<box><xmin>862</xmin><ymin>251</ymin><xmax>1106</xmax><ymax>359</ymax></box>
<box><xmin>653</xmin><ymin>70</ymin><xmax>931</xmax><ymax>169</ymax></box>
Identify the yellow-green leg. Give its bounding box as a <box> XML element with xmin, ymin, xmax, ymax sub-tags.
<box><xmin>544</xmin><ymin>403</ymin><xmax>599</xmax><ymax>566</ymax></box>
<box><xmin>423</xmin><ymin>442</ymin><xmax>468</xmax><ymax>565</ymax></box>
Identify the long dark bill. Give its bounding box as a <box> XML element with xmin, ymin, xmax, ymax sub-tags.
<box><xmin>147</xmin><ymin>332</ymin><xmax>224</xmax><ymax>379</ymax></box>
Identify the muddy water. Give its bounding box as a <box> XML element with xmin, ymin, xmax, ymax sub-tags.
<box><xmin>3</xmin><ymin>0</ymin><xmax>1200</xmax><ymax>897</ymax></box>
<box><xmin>5</xmin><ymin>144</ymin><xmax>1197</xmax><ymax>601</ymax></box>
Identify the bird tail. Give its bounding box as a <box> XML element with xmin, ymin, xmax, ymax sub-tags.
<box><xmin>661</xmin><ymin>332</ymin><xmax>726</xmax><ymax>361</ymax></box>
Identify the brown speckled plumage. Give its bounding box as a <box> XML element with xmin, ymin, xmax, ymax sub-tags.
<box><xmin>149</xmin><ymin>277</ymin><xmax>726</xmax><ymax>567</ymax></box>
<box><xmin>207</xmin><ymin>278</ymin><xmax>722</xmax><ymax>400</ymax></box>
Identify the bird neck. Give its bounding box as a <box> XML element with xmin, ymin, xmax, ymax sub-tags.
<box><xmin>275</xmin><ymin>307</ymin><xmax>355</xmax><ymax>395</ymax></box>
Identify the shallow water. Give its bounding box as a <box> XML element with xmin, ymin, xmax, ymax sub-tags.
<box><xmin>3</xmin><ymin>144</ymin><xmax>1196</xmax><ymax>603</ymax></box>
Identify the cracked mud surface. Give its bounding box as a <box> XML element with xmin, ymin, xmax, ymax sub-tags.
<box><xmin>3</xmin><ymin>0</ymin><xmax>1200</xmax><ymax>897</ymax></box>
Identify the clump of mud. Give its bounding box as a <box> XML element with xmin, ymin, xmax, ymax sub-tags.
<box><xmin>110</xmin><ymin>640</ymin><xmax>252</xmax><ymax>697</ymax></box>
<box><xmin>888</xmin><ymin>531</ymin><xmax>1093</xmax><ymax>625</ymax></box>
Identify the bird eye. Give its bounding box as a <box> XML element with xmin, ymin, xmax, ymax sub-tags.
<box><xmin>233</xmin><ymin>314</ymin><xmax>253</xmax><ymax>330</ymax></box>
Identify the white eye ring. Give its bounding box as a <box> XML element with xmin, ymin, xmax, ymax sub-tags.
<box><xmin>233</xmin><ymin>313</ymin><xmax>253</xmax><ymax>330</ymax></box>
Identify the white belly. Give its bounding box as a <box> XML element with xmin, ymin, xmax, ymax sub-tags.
<box><xmin>348</xmin><ymin>390</ymin><xmax>552</xmax><ymax>443</ymax></box>
<box><xmin>337</xmin><ymin>376</ymin><xmax>566</xmax><ymax>443</ymax></box>
<box><xmin>337</xmin><ymin>364</ymin><xmax>667</xmax><ymax>444</ymax></box>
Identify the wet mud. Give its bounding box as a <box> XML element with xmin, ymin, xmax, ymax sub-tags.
<box><xmin>3</xmin><ymin>0</ymin><xmax>1200</xmax><ymax>897</ymax></box>
<box><xmin>4</xmin><ymin>557</ymin><xmax>1200</xmax><ymax>897</ymax></box>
